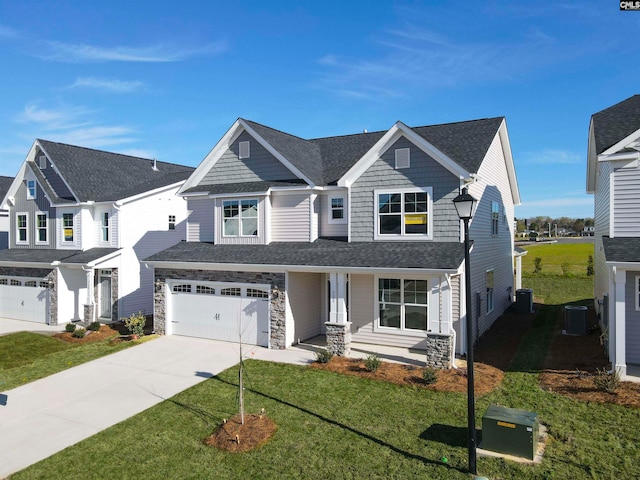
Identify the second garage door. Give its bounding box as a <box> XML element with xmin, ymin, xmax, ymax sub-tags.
<box><xmin>168</xmin><ymin>281</ymin><xmax>270</xmax><ymax>347</ymax></box>
<box><xmin>0</xmin><ymin>276</ymin><xmax>49</xmax><ymax>323</ymax></box>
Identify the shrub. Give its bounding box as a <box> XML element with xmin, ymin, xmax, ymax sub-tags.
<box><xmin>65</xmin><ymin>323</ymin><xmax>77</xmax><ymax>333</ymax></box>
<box><xmin>587</xmin><ymin>255</ymin><xmax>594</xmax><ymax>276</ymax></box>
<box><xmin>88</xmin><ymin>321</ymin><xmax>101</xmax><ymax>331</ymax></box>
<box><xmin>123</xmin><ymin>311</ymin><xmax>146</xmax><ymax>338</ymax></box>
<box><xmin>533</xmin><ymin>257</ymin><xmax>542</xmax><ymax>274</ymax></box>
<box><xmin>593</xmin><ymin>367</ymin><xmax>621</xmax><ymax>394</ymax></box>
<box><xmin>364</xmin><ymin>354</ymin><xmax>381</xmax><ymax>372</ymax></box>
<box><xmin>314</xmin><ymin>348</ymin><xmax>333</xmax><ymax>364</ymax></box>
<box><xmin>561</xmin><ymin>262</ymin><xmax>570</xmax><ymax>276</ymax></box>
<box><xmin>72</xmin><ymin>328</ymin><xmax>86</xmax><ymax>338</ymax></box>
<box><xmin>422</xmin><ymin>367</ymin><xmax>438</xmax><ymax>385</ymax></box>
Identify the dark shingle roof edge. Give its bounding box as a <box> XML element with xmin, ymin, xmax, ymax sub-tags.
<box><xmin>145</xmin><ymin>239</ymin><xmax>465</xmax><ymax>271</ymax></box>
<box><xmin>592</xmin><ymin>95</ymin><xmax>640</xmax><ymax>155</ymax></box>
<box><xmin>0</xmin><ymin>248</ymin><xmax>121</xmax><ymax>265</ymax></box>
<box><xmin>603</xmin><ymin>236</ymin><xmax>640</xmax><ymax>263</ymax></box>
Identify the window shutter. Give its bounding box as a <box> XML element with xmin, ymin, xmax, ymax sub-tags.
<box><xmin>239</xmin><ymin>141</ymin><xmax>250</xmax><ymax>159</ymax></box>
<box><xmin>39</xmin><ymin>155</ymin><xmax>47</xmax><ymax>169</ymax></box>
<box><xmin>395</xmin><ymin>148</ymin><xmax>410</xmax><ymax>169</ymax></box>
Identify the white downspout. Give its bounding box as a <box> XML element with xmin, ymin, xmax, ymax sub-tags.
<box><xmin>444</xmin><ymin>273</ymin><xmax>458</xmax><ymax>369</ymax></box>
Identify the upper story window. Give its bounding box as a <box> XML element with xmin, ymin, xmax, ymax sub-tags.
<box><xmin>491</xmin><ymin>201</ymin><xmax>500</xmax><ymax>235</ymax></box>
<box><xmin>223</xmin><ymin>199</ymin><xmax>258</xmax><ymax>237</ymax></box>
<box><xmin>168</xmin><ymin>215</ymin><xmax>176</xmax><ymax>230</ymax></box>
<box><xmin>27</xmin><ymin>180</ymin><xmax>37</xmax><ymax>200</ymax></box>
<box><xmin>101</xmin><ymin>212</ymin><xmax>109</xmax><ymax>242</ymax></box>
<box><xmin>328</xmin><ymin>195</ymin><xmax>347</xmax><ymax>224</ymax></box>
<box><xmin>62</xmin><ymin>213</ymin><xmax>74</xmax><ymax>242</ymax></box>
<box><xmin>395</xmin><ymin>148</ymin><xmax>410</xmax><ymax>169</ymax></box>
<box><xmin>36</xmin><ymin>213</ymin><xmax>48</xmax><ymax>244</ymax></box>
<box><xmin>375</xmin><ymin>188</ymin><xmax>432</xmax><ymax>240</ymax></box>
<box><xmin>16</xmin><ymin>213</ymin><xmax>28</xmax><ymax>244</ymax></box>
<box><xmin>239</xmin><ymin>141</ymin><xmax>250</xmax><ymax>159</ymax></box>
<box><xmin>486</xmin><ymin>270</ymin><xmax>494</xmax><ymax>313</ymax></box>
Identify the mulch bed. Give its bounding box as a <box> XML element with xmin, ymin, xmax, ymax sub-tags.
<box><xmin>204</xmin><ymin>414</ymin><xmax>277</xmax><ymax>452</ymax></box>
<box><xmin>53</xmin><ymin>324</ymin><xmax>122</xmax><ymax>344</ymax></box>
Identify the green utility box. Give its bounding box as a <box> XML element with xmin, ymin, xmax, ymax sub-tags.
<box><xmin>481</xmin><ymin>405</ymin><xmax>539</xmax><ymax>460</ymax></box>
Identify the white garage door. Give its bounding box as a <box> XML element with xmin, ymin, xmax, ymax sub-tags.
<box><xmin>0</xmin><ymin>276</ymin><xmax>49</xmax><ymax>323</ymax></box>
<box><xmin>168</xmin><ymin>281</ymin><xmax>270</xmax><ymax>347</ymax></box>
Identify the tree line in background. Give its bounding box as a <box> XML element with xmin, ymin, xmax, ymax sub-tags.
<box><xmin>515</xmin><ymin>216</ymin><xmax>595</xmax><ymax>236</ymax></box>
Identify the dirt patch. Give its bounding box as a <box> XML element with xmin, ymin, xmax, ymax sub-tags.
<box><xmin>540</xmin><ymin>307</ymin><xmax>640</xmax><ymax>408</ymax></box>
<box><xmin>53</xmin><ymin>325</ymin><xmax>121</xmax><ymax>344</ymax></box>
<box><xmin>310</xmin><ymin>356</ymin><xmax>503</xmax><ymax>396</ymax></box>
<box><xmin>205</xmin><ymin>414</ymin><xmax>277</xmax><ymax>452</ymax></box>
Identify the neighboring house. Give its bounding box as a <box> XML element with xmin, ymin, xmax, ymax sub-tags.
<box><xmin>587</xmin><ymin>94</ymin><xmax>640</xmax><ymax>378</ymax></box>
<box><xmin>0</xmin><ymin>176</ymin><xmax>12</xmax><ymax>249</ymax></box>
<box><xmin>146</xmin><ymin>117</ymin><xmax>520</xmax><ymax>367</ymax></box>
<box><xmin>582</xmin><ymin>226</ymin><xmax>595</xmax><ymax>236</ymax></box>
<box><xmin>0</xmin><ymin>140</ymin><xmax>194</xmax><ymax>325</ymax></box>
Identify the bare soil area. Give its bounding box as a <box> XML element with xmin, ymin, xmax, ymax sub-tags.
<box><xmin>204</xmin><ymin>414</ymin><xmax>277</xmax><ymax>453</ymax></box>
<box><xmin>53</xmin><ymin>324</ymin><xmax>121</xmax><ymax>344</ymax></box>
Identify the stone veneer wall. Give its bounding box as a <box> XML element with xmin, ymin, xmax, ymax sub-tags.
<box><xmin>325</xmin><ymin>322</ymin><xmax>351</xmax><ymax>356</ymax></box>
<box><xmin>153</xmin><ymin>268</ymin><xmax>287</xmax><ymax>349</ymax></box>
<box><xmin>0</xmin><ymin>266</ymin><xmax>57</xmax><ymax>325</ymax></box>
<box><xmin>425</xmin><ymin>333</ymin><xmax>453</xmax><ymax>369</ymax></box>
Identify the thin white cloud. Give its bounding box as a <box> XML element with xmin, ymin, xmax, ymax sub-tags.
<box><xmin>0</xmin><ymin>25</ymin><xmax>19</xmax><ymax>39</ymax></box>
<box><xmin>68</xmin><ymin>77</ymin><xmax>146</xmax><ymax>93</ymax></box>
<box><xmin>521</xmin><ymin>149</ymin><xmax>582</xmax><ymax>165</ymax></box>
<box><xmin>38</xmin><ymin>40</ymin><xmax>226</xmax><ymax>63</ymax></box>
<box><xmin>118</xmin><ymin>148</ymin><xmax>157</xmax><ymax>159</ymax></box>
<box><xmin>16</xmin><ymin>103</ymin><xmax>92</xmax><ymax>131</ymax></box>
<box><xmin>520</xmin><ymin>197</ymin><xmax>593</xmax><ymax>209</ymax></box>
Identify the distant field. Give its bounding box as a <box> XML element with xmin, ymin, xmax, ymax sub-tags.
<box><xmin>520</xmin><ymin>242</ymin><xmax>595</xmax><ymax>305</ymax></box>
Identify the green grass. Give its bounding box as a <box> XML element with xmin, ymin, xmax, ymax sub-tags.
<box><xmin>522</xmin><ymin>242</ymin><xmax>594</xmax><ymax>276</ymax></box>
<box><xmin>0</xmin><ymin>332</ymin><xmax>139</xmax><ymax>390</ymax></box>
<box><xmin>522</xmin><ymin>275</ymin><xmax>594</xmax><ymax>305</ymax></box>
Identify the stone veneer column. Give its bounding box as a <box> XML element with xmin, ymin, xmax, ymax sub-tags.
<box><xmin>154</xmin><ymin>276</ymin><xmax>166</xmax><ymax>334</ymax></box>
<box><xmin>111</xmin><ymin>268</ymin><xmax>119</xmax><ymax>322</ymax></box>
<box><xmin>325</xmin><ymin>322</ymin><xmax>352</xmax><ymax>356</ymax></box>
<box><xmin>48</xmin><ymin>269</ymin><xmax>58</xmax><ymax>326</ymax></box>
<box><xmin>425</xmin><ymin>333</ymin><xmax>453</xmax><ymax>369</ymax></box>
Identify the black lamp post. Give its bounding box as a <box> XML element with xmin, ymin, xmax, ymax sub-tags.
<box><xmin>453</xmin><ymin>186</ymin><xmax>478</xmax><ymax>476</ymax></box>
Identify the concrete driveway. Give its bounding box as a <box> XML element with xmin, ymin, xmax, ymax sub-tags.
<box><xmin>0</xmin><ymin>335</ymin><xmax>316</xmax><ymax>478</ymax></box>
<box><xmin>0</xmin><ymin>318</ymin><xmax>63</xmax><ymax>336</ymax></box>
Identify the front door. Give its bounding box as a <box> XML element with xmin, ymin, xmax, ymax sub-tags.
<box><xmin>99</xmin><ymin>274</ymin><xmax>112</xmax><ymax>319</ymax></box>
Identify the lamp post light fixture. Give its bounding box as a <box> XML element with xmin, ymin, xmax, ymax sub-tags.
<box><xmin>453</xmin><ymin>186</ymin><xmax>478</xmax><ymax>476</ymax></box>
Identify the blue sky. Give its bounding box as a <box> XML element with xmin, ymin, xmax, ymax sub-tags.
<box><xmin>0</xmin><ymin>0</ymin><xmax>638</xmax><ymax>219</ymax></box>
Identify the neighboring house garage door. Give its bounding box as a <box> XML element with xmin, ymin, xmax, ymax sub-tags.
<box><xmin>168</xmin><ymin>280</ymin><xmax>269</xmax><ymax>347</ymax></box>
<box><xmin>0</xmin><ymin>276</ymin><xmax>49</xmax><ymax>323</ymax></box>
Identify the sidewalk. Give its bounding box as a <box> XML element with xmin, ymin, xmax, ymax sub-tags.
<box><xmin>0</xmin><ymin>335</ymin><xmax>316</xmax><ymax>478</ymax></box>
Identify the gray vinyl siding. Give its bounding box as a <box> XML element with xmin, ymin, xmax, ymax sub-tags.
<box><xmin>613</xmin><ymin>167</ymin><xmax>640</xmax><ymax>237</ymax></box>
<box><xmin>624</xmin><ymin>271</ymin><xmax>640</xmax><ymax>364</ymax></box>
<box><xmin>350</xmin><ymin>137</ymin><xmax>460</xmax><ymax>242</ymax></box>
<box><xmin>187</xmin><ymin>198</ymin><xmax>214</xmax><ymax>242</ymax></box>
<box><xmin>10</xmin><ymin>181</ymin><xmax>55</xmax><ymax>249</ymax></box>
<box><xmin>467</xmin><ymin>132</ymin><xmax>515</xmax><ymax>341</ymax></box>
<box><xmin>318</xmin><ymin>193</ymin><xmax>348</xmax><ymax>238</ymax></box>
<box><xmin>594</xmin><ymin>160</ymin><xmax>612</xmax><ymax>305</ymax></box>
<box><xmin>288</xmin><ymin>272</ymin><xmax>323</xmax><ymax>342</ymax></box>
<box><xmin>37</xmin><ymin>150</ymin><xmax>74</xmax><ymax>200</ymax></box>
<box><xmin>271</xmin><ymin>193</ymin><xmax>311</xmax><ymax>242</ymax></box>
<box><xmin>200</xmin><ymin>132</ymin><xmax>296</xmax><ymax>186</ymax></box>
<box><xmin>214</xmin><ymin>196</ymin><xmax>266</xmax><ymax>245</ymax></box>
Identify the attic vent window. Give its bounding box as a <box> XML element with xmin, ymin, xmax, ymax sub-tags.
<box><xmin>239</xmin><ymin>141</ymin><xmax>250</xmax><ymax>159</ymax></box>
<box><xmin>395</xmin><ymin>148</ymin><xmax>410</xmax><ymax>169</ymax></box>
<box><xmin>39</xmin><ymin>155</ymin><xmax>47</xmax><ymax>169</ymax></box>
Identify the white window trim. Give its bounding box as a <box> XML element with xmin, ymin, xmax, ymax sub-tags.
<box><xmin>328</xmin><ymin>194</ymin><xmax>347</xmax><ymax>225</ymax></box>
<box><xmin>100</xmin><ymin>211</ymin><xmax>110</xmax><ymax>244</ymax></box>
<box><xmin>26</xmin><ymin>180</ymin><xmax>37</xmax><ymax>200</ymax></box>
<box><xmin>374</xmin><ymin>275</ymin><xmax>430</xmax><ymax>337</ymax></box>
<box><xmin>374</xmin><ymin>187</ymin><xmax>433</xmax><ymax>241</ymax></box>
<box><xmin>168</xmin><ymin>215</ymin><xmax>176</xmax><ymax>230</ymax></box>
<box><xmin>16</xmin><ymin>212</ymin><xmax>28</xmax><ymax>245</ymax></box>
<box><xmin>395</xmin><ymin>148</ymin><xmax>410</xmax><ymax>169</ymax></box>
<box><xmin>35</xmin><ymin>211</ymin><xmax>49</xmax><ymax>245</ymax></box>
<box><xmin>61</xmin><ymin>211</ymin><xmax>76</xmax><ymax>244</ymax></box>
<box><xmin>486</xmin><ymin>269</ymin><xmax>495</xmax><ymax>314</ymax></box>
<box><xmin>222</xmin><ymin>198</ymin><xmax>259</xmax><ymax>238</ymax></box>
<box><xmin>239</xmin><ymin>141</ymin><xmax>250</xmax><ymax>159</ymax></box>
<box><xmin>491</xmin><ymin>201</ymin><xmax>499</xmax><ymax>236</ymax></box>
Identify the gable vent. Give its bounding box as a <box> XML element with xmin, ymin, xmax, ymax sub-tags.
<box><xmin>395</xmin><ymin>148</ymin><xmax>410</xmax><ymax>169</ymax></box>
<box><xmin>39</xmin><ymin>155</ymin><xmax>47</xmax><ymax>169</ymax></box>
<box><xmin>239</xmin><ymin>141</ymin><xmax>250</xmax><ymax>159</ymax></box>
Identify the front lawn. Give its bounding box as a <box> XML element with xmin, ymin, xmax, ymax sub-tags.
<box><xmin>0</xmin><ymin>330</ymin><xmax>142</xmax><ymax>391</ymax></box>
<box><xmin>12</xmin><ymin>307</ymin><xmax>640</xmax><ymax>479</ymax></box>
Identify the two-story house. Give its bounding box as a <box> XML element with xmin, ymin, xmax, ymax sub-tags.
<box><xmin>0</xmin><ymin>140</ymin><xmax>194</xmax><ymax>326</ymax></box>
<box><xmin>147</xmin><ymin>117</ymin><xmax>520</xmax><ymax>367</ymax></box>
<box><xmin>0</xmin><ymin>176</ymin><xmax>12</xmax><ymax>250</ymax></box>
<box><xmin>587</xmin><ymin>94</ymin><xmax>640</xmax><ymax>378</ymax></box>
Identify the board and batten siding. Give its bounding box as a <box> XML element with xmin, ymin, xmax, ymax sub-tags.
<box><xmin>199</xmin><ymin>131</ymin><xmax>296</xmax><ymax>186</ymax></box>
<box><xmin>187</xmin><ymin>198</ymin><xmax>214</xmax><ymax>242</ymax></box>
<box><xmin>594</xmin><ymin>160</ymin><xmax>613</xmax><ymax>306</ymax></box>
<box><xmin>624</xmin><ymin>271</ymin><xmax>640</xmax><ymax>364</ymax></box>
<box><xmin>288</xmin><ymin>272</ymin><xmax>323</xmax><ymax>342</ymax></box>
<box><xmin>117</xmin><ymin>186</ymin><xmax>188</xmax><ymax>317</ymax></box>
<box><xmin>10</xmin><ymin>181</ymin><xmax>56</xmax><ymax>249</ymax></box>
<box><xmin>613</xmin><ymin>167</ymin><xmax>640</xmax><ymax>237</ymax></box>
<box><xmin>214</xmin><ymin>196</ymin><xmax>266</xmax><ymax>245</ymax></box>
<box><xmin>271</xmin><ymin>193</ymin><xmax>311</xmax><ymax>242</ymax></box>
<box><xmin>467</xmin><ymin>131</ymin><xmax>515</xmax><ymax>341</ymax></box>
<box><xmin>350</xmin><ymin>137</ymin><xmax>460</xmax><ymax>242</ymax></box>
<box><xmin>318</xmin><ymin>193</ymin><xmax>348</xmax><ymax>238</ymax></box>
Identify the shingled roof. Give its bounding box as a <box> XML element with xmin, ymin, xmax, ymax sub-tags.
<box><xmin>239</xmin><ymin>117</ymin><xmax>504</xmax><ymax>186</ymax></box>
<box><xmin>603</xmin><ymin>236</ymin><xmax>640</xmax><ymax>263</ymax></box>
<box><xmin>37</xmin><ymin>140</ymin><xmax>195</xmax><ymax>202</ymax></box>
<box><xmin>592</xmin><ymin>95</ymin><xmax>640</xmax><ymax>155</ymax></box>
<box><xmin>0</xmin><ymin>175</ymin><xmax>13</xmax><ymax>205</ymax></box>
